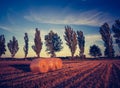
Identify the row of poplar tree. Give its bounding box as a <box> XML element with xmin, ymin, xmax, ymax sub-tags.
<box><xmin>0</xmin><ymin>26</ymin><xmax>85</xmax><ymax>58</ymax></box>
<box><xmin>0</xmin><ymin>19</ymin><xmax>120</xmax><ymax>58</ymax></box>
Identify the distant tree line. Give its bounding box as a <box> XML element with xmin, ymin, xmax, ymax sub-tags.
<box><xmin>0</xmin><ymin>19</ymin><xmax>120</xmax><ymax>59</ymax></box>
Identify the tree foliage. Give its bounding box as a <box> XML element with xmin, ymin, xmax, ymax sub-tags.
<box><xmin>89</xmin><ymin>44</ymin><xmax>102</xmax><ymax>58</ymax></box>
<box><xmin>112</xmin><ymin>19</ymin><xmax>120</xmax><ymax>52</ymax></box>
<box><xmin>7</xmin><ymin>36</ymin><xmax>19</xmax><ymax>58</ymax></box>
<box><xmin>64</xmin><ymin>26</ymin><xmax>77</xmax><ymax>58</ymax></box>
<box><xmin>45</xmin><ymin>30</ymin><xmax>63</xmax><ymax>57</ymax></box>
<box><xmin>0</xmin><ymin>35</ymin><xmax>6</xmax><ymax>58</ymax></box>
<box><xmin>99</xmin><ymin>23</ymin><xmax>115</xmax><ymax>58</ymax></box>
<box><xmin>77</xmin><ymin>31</ymin><xmax>85</xmax><ymax>58</ymax></box>
<box><xmin>32</xmin><ymin>28</ymin><xmax>42</xmax><ymax>57</ymax></box>
<box><xmin>23</xmin><ymin>33</ymin><xmax>29</xmax><ymax>58</ymax></box>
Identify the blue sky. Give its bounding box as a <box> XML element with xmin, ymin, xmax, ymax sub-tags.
<box><xmin>0</xmin><ymin>0</ymin><xmax>120</xmax><ymax>58</ymax></box>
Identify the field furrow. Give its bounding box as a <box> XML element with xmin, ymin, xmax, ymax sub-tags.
<box><xmin>53</xmin><ymin>63</ymin><xmax>101</xmax><ymax>88</ymax></box>
<box><xmin>11</xmin><ymin>62</ymin><xmax>95</xmax><ymax>87</ymax></box>
<box><xmin>108</xmin><ymin>63</ymin><xmax>120</xmax><ymax>88</ymax></box>
<box><xmin>64</xmin><ymin>63</ymin><xmax>104</xmax><ymax>88</ymax></box>
<box><xmin>0</xmin><ymin>60</ymin><xmax>120</xmax><ymax>88</ymax></box>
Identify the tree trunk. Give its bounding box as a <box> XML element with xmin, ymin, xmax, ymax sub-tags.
<box><xmin>25</xmin><ymin>54</ymin><xmax>27</xmax><ymax>58</ymax></box>
<box><xmin>11</xmin><ymin>54</ymin><xmax>14</xmax><ymax>58</ymax></box>
<box><xmin>51</xmin><ymin>51</ymin><xmax>56</xmax><ymax>57</ymax></box>
<box><xmin>24</xmin><ymin>54</ymin><xmax>27</xmax><ymax>60</ymax></box>
<box><xmin>37</xmin><ymin>54</ymin><xmax>40</xmax><ymax>58</ymax></box>
<box><xmin>80</xmin><ymin>51</ymin><xmax>83</xmax><ymax>59</ymax></box>
<box><xmin>71</xmin><ymin>52</ymin><xmax>74</xmax><ymax>59</ymax></box>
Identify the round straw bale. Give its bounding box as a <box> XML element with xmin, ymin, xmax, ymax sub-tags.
<box><xmin>39</xmin><ymin>59</ymin><xmax>49</xmax><ymax>73</ymax></box>
<box><xmin>48</xmin><ymin>59</ymin><xmax>56</xmax><ymax>71</ymax></box>
<box><xmin>30</xmin><ymin>58</ymin><xmax>62</xmax><ymax>73</ymax></box>
<box><xmin>30</xmin><ymin>59</ymin><xmax>48</xmax><ymax>73</ymax></box>
<box><xmin>54</xmin><ymin>58</ymin><xmax>62</xmax><ymax>69</ymax></box>
<box><xmin>30</xmin><ymin>59</ymin><xmax>40</xmax><ymax>73</ymax></box>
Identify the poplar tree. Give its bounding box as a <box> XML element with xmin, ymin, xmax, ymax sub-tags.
<box><xmin>77</xmin><ymin>31</ymin><xmax>85</xmax><ymax>58</ymax></box>
<box><xmin>64</xmin><ymin>26</ymin><xmax>77</xmax><ymax>58</ymax></box>
<box><xmin>0</xmin><ymin>35</ymin><xmax>6</xmax><ymax>58</ymax></box>
<box><xmin>32</xmin><ymin>28</ymin><xmax>42</xmax><ymax>57</ymax></box>
<box><xmin>7</xmin><ymin>36</ymin><xmax>19</xmax><ymax>58</ymax></box>
<box><xmin>99</xmin><ymin>23</ymin><xmax>115</xmax><ymax>58</ymax></box>
<box><xmin>112</xmin><ymin>19</ymin><xmax>120</xmax><ymax>52</ymax></box>
<box><xmin>23</xmin><ymin>33</ymin><xmax>29</xmax><ymax>58</ymax></box>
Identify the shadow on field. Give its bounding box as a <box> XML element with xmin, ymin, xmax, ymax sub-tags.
<box><xmin>10</xmin><ymin>64</ymin><xmax>31</xmax><ymax>72</ymax></box>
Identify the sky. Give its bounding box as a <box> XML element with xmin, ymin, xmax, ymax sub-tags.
<box><xmin>0</xmin><ymin>0</ymin><xmax>120</xmax><ymax>58</ymax></box>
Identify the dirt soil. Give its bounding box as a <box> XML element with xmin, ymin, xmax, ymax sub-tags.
<box><xmin>0</xmin><ymin>60</ymin><xmax>120</xmax><ymax>88</ymax></box>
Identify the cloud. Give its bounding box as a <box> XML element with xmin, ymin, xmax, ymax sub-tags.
<box><xmin>24</xmin><ymin>9</ymin><xmax>115</xmax><ymax>26</ymax></box>
<box><xmin>85</xmin><ymin>34</ymin><xmax>102</xmax><ymax>42</ymax></box>
<box><xmin>0</xmin><ymin>25</ymin><xmax>12</xmax><ymax>32</ymax></box>
<box><xmin>7</xmin><ymin>13</ymin><xmax>16</xmax><ymax>25</ymax></box>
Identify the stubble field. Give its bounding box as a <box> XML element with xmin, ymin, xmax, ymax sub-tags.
<box><xmin>0</xmin><ymin>59</ymin><xmax>120</xmax><ymax>88</ymax></box>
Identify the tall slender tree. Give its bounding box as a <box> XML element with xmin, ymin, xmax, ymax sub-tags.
<box><xmin>7</xmin><ymin>36</ymin><xmax>19</xmax><ymax>58</ymax></box>
<box><xmin>112</xmin><ymin>19</ymin><xmax>120</xmax><ymax>52</ymax></box>
<box><xmin>99</xmin><ymin>23</ymin><xmax>115</xmax><ymax>58</ymax></box>
<box><xmin>0</xmin><ymin>35</ymin><xmax>6</xmax><ymax>58</ymax></box>
<box><xmin>64</xmin><ymin>26</ymin><xmax>77</xmax><ymax>58</ymax></box>
<box><xmin>77</xmin><ymin>31</ymin><xmax>85</xmax><ymax>58</ymax></box>
<box><xmin>45</xmin><ymin>30</ymin><xmax>63</xmax><ymax>57</ymax></box>
<box><xmin>23</xmin><ymin>33</ymin><xmax>29</xmax><ymax>58</ymax></box>
<box><xmin>32</xmin><ymin>28</ymin><xmax>42</xmax><ymax>57</ymax></box>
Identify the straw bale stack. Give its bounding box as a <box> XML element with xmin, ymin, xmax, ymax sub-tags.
<box><xmin>30</xmin><ymin>58</ymin><xmax>62</xmax><ymax>73</ymax></box>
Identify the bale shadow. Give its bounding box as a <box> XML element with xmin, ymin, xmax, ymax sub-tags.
<box><xmin>10</xmin><ymin>64</ymin><xmax>31</xmax><ymax>72</ymax></box>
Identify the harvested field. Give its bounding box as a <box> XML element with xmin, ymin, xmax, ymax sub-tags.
<box><xmin>0</xmin><ymin>60</ymin><xmax>120</xmax><ymax>88</ymax></box>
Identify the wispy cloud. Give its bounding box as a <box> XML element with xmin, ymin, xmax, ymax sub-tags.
<box><xmin>0</xmin><ymin>25</ymin><xmax>12</xmax><ymax>32</ymax></box>
<box><xmin>7</xmin><ymin>13</ymin><xmax>16</xmax><ymax>25</ymax></box>
<box><xmin>85</xmin><ymin>34</ymin><xmax>102</xmax><ymax>42</ymax></box>
<box><xmin>24</xmin><ymin>9</ymin><xmax>115</xmax><ymax>26</ymax></box>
